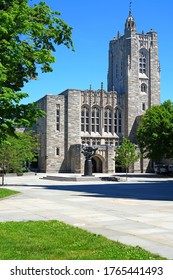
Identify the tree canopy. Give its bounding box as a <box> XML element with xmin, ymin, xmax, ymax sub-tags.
<box><xmin>0</xmin><ymin>0</ymin><xmax>73</xmax><ymax>141</ymax></box>
<box><xmin>0</xmin><ymin>130</ymin><xmax>39</xmax><ymax>174</ymax></box>
<box><xmin>136</xmin><ymin>100</ymin><xmax>173</xmax><ymax>162</ymax></box>
<box><xmin>114</xmin><ymin>137</ymin><xmax>140</xmax><ymax>176</ymax></box>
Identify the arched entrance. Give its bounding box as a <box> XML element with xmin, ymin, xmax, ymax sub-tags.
<box><xmin>92</xmin><ymin>156</ymin><xmax>103</xmax><ymax>173</ymax></box>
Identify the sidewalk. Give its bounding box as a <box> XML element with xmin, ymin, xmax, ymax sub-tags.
<box><xmin>1</xmin><ymin>173</ymin><xmax>173</xmax><ymax>259</ymax></box>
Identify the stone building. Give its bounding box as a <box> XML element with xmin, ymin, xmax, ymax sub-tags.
<box><xmin>36</xmin><ymin>86</ymin><xmax>122</xmax><ymax>173</ymax></box>
<box><xmin>108</xmin><ymin>9</ymin><xmax>160</xmax><ymax>140</ymax></box>
<box><xmin>35</xmin><ymin>9</ymin><xmax>160</xmax><ymax>173</ymax></box>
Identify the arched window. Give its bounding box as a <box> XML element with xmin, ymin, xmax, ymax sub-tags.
<box><xmin>141</xmin><ymin>83</ymin><xmax>147</xmax><ymax>93</ymax></box>
<box><xmin>104</xmin><ymin>108</ymin><xmax>112</xmax><ymax>133</ymax></box>
<box><xmin>91</xmin><ymin>107</ymin><xmax>100</xmax><ymax>133</ymax></box>
<box><xmin>81</xmin><ymin>106</ymin><xmax>89</xmax><ymax>132</ymax></box>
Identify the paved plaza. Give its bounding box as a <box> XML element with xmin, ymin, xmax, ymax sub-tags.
<box><xmin>0</xmin><ymin>173</ymin><xmax>173</xmax><ymax>259</ymax></box>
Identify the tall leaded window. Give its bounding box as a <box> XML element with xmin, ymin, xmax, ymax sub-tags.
<box><xmin>118</xmin><ymin>111</ymin><xmax>122</xmax><ymax>133</ymax></box>
<box><xmin>139</xmin><ymin>50</ymin><xmax>147</xmax><ymax>74</ymax></box>
<box><xmin>56</xmin><ymin>105</ymin><xmax>60</xmax><ymax>131</ymax></box>
<box><xmin>91</xmin><ymin>107</ymin><xmax>100</xmax><ymax>133</ymax></box>
<box><xmin>104</xmin><ymin>108</ymin><xmax>112</xmax><ymax>133</ymax></box>
<box><xmin>81</xmin><ymin>106</ymin><xmax>89</xmax><ymax>132</ymax></box>
<box><xmin>114</xmin><ymin>109</ymin><xmax>122</xmax><ymax>134</ymax></box>
<box><xmin>114</xmin><ymin>111</ymin><xmax>117</xmax><ymax>133</ymax></box>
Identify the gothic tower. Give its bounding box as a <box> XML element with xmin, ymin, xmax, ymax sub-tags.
<box><xmin>107</xmin><ymin>8</ymin><xmax>160</xmax><ymax>140</ymax></box>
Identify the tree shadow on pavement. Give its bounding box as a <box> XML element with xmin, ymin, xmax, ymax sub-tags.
<box><xmin>19</xmin><ymin>180</ymin><xmax>173</xmax><ymax>201</ymax></box>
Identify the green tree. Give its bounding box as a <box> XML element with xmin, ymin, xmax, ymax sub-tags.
<box><xmin>136</xmin><ymin>100</ymin><xmax>173</xmax><ymax>162</ymax></box>
<box><xmin>0</xmin><ymin>130</ymin><xmax>39</xmax><ymax>174</ymax></box>
<box><xmin>114</xmin><ymin>138</ymin><xmax>140</xmax><ymax>179</ymax></box>
<box><xmin>0</xmin><ymin>0</ymin><xmax>73</xmax><ymax>141</ymax></box>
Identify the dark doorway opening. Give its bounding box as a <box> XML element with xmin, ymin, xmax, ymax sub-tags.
<box><xmin>92</xmin><ymin>156</ymin><xmax>102</xmax><ymax>173</ymax></box>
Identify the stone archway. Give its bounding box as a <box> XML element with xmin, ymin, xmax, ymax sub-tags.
<box><xmin>92</xmin><ymin>156</ymin><xmax>103</xmax><ymax>173</ymax></box>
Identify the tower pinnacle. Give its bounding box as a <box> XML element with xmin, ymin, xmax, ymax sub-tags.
<box><xmin>129</xmin><ymin>1</ymin><xmax>132</xmax><ymax>16</ymax></box>
<box><xmin>125</xmin><ymin>1</ymin><xmax>136</xmax><ymax>34</ymax></box>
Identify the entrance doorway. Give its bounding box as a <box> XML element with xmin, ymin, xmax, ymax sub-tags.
<box><xmin>92</xmin><ymin>156</ymin><xmax>103</xmax><ymax>173</ymax></box>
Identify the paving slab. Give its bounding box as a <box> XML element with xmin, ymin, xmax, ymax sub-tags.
<box><xmin>0</xmin><ymin>173</ymin><xmax>173</xmax><ymax>259</ymax></box>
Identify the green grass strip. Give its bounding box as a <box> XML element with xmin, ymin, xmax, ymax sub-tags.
<box><xmin>0</xmin><ymin>220</ymin><xmax>166</xmax><ymax>260</ymax></box>
<box><xmin>0</xmin><ymin>188</ymin><xmax>19</xmax><ymax>199</ymax></box>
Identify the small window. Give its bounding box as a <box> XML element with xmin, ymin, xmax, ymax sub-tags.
<box><xmin>142</xmin><ymin>103</ymin><xmax>146</xmax><ymax>111</ymax></box>
<box><xmin>56</xmin><ymin>147</ymin><xmax>60</xmax><ymax>156</ymax></box>
<box><xmin>56</xmin><ymin>105</ymin><xmax>60</xmax><ymax>131</ymax></box>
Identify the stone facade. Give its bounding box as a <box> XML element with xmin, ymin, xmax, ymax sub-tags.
<box><xmin>108</xmin><ymin>11</ymin><xmax>160</xmax><ymax>140</ymax></box>
<box><xmin>35</xmin><ymin>10</ymin><xmax>160</xmax><ymax>173</ymax></box>
<box><xmin>36</xmin><ymin>88</ymin><xmax>120</xmax><ymax>173</ymax></box>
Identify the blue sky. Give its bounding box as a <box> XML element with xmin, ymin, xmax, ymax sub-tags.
<box><xmin>23</xmin><ymin>0</ymin><xmax>173</xmax><ymax>103</ymax></box>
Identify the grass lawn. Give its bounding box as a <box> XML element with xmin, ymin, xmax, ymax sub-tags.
<box><xmin>0</xmin><ymin>188</ymin><xmax>19</xmax><ymax>199</ymax></box>
<box><xmin>0</xmin><ymin>220</ymin><xmax>166</xmax><ymax>260</ymax></box>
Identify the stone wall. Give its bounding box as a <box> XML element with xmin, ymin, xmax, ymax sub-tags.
<box><xmin>37</xmin><ymin>96</ymin><xmax>47</xmax><ymax>172</ymax></box>
<box><xmin>64</xmin><ymin>89</ymin><xmax>81</xmax><ymax>172</ymax></box>
<box><xmin>46</xmin><ymin>95</ymin><xmax>65</xmax><ymax>172</ymax></box>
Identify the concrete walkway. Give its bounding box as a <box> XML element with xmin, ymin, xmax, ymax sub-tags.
<box><xmin>1</xmin><ymin>173</ymin><xmax>173</xmax><ymax>259</ymax></box>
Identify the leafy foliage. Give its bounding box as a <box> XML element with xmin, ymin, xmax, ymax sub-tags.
<box><xmin>0</xmin><ymin>130</ymin><xmax>39</xmax><ymax>173</ymax></box>
<box><xmin>0</xmin><ymin>0</ymin><xmax>73</xmax><ymax>141</ymax></box>
<box><xmin>136</xmin><ymin>100</ymin><xmax>173</xmax><ymax>161</ymax></box>
<box><xmin>114</xmin><ymin>138</ymin><xmax>140</xmax><ymax>174</ymax></box>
